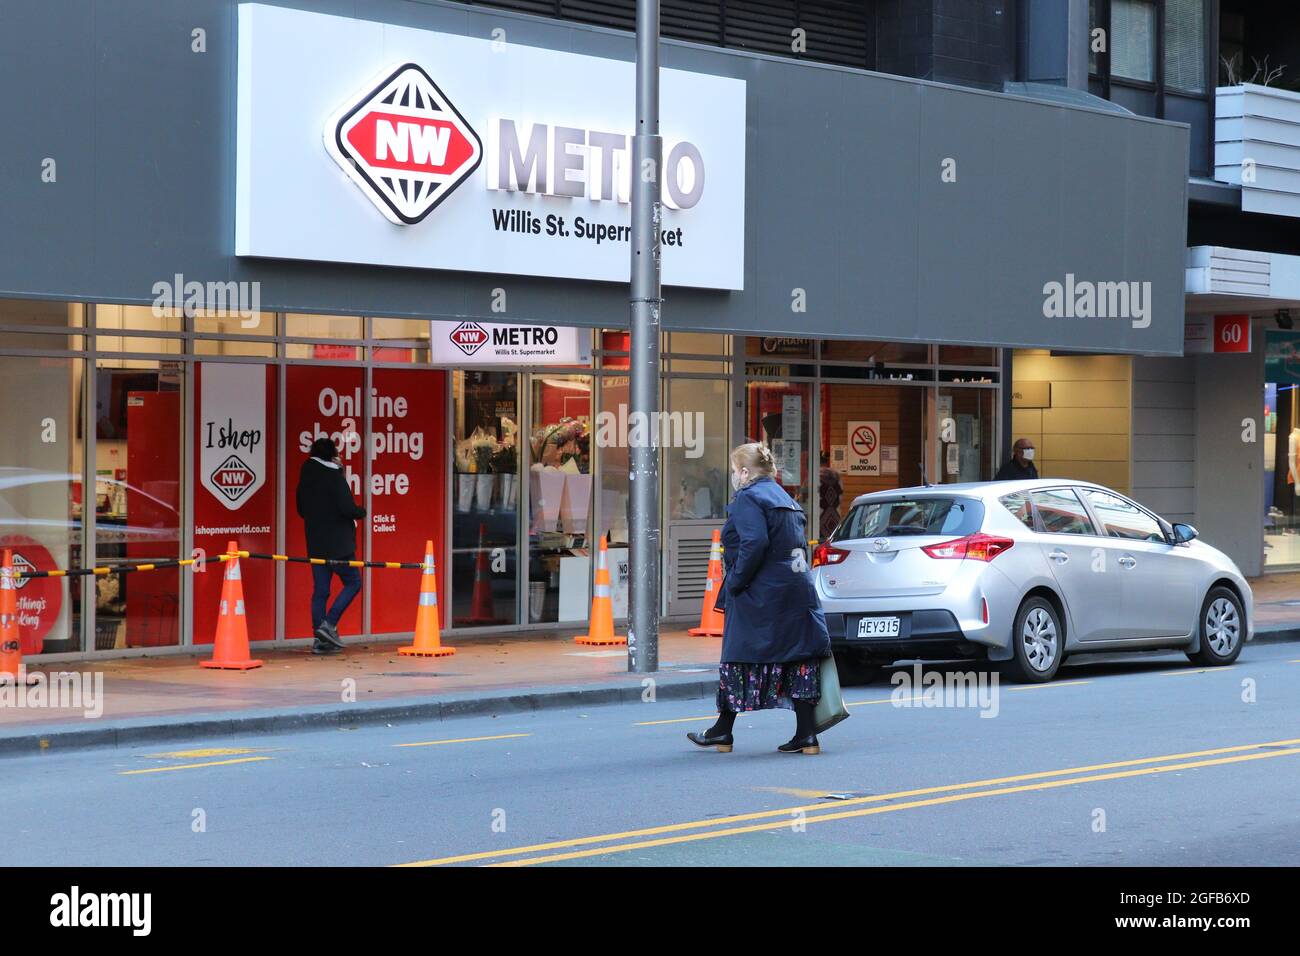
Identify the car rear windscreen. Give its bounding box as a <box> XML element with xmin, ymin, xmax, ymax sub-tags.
<box><xmin>830</xmin><ymin>496</ymin><xmax>985</xmax><ymax>541</ymax></box>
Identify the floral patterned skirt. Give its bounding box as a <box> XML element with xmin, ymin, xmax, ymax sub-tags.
<box><xmin>717</xmin><ymin>660</ymin><xmax>821</xmax><ymax>713</ymax></box>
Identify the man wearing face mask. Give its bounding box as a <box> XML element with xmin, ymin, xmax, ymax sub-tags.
<box><xmin>995</xmin><ymin>438</ymin><xmax>1039</xmax><ymax>480</ymax></box>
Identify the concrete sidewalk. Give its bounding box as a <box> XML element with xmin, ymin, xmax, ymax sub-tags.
<box><xmin>0</xmin><ymin>628</ymin><xmax>725</xmax><ymax>755</ymax></box>
<box><xmin>4</xmin><ymin>574</ymin><xmax>1300</xmax><ymax>757</ymax></box>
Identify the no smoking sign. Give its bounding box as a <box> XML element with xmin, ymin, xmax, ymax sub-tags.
<box><xmin>846</xmin><ymin>421</ymin><xmax>881</xmax><ymax>475</ymax></box>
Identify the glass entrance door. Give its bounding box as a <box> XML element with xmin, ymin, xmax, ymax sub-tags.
<box><xmin>526</xmin><ymin>374</ymin><xmax>593</xmax><ymax>623</ymax></box>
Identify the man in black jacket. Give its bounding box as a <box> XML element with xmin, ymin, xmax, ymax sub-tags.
<box><xmin>995</xmin><ymin>438</ymin><xmax>1039</xmax><ymax>481</ymax></box>
<box><xmin>296</xmin><ymin>437</ymin><xmax>366</xmax><ymax>654</ymax></box>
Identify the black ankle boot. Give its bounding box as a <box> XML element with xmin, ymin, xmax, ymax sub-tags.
<box><xmin>781</xmin><ymin>699</ymin><xmax>819</xmax><ymax>753</ymax></box>
<box><xmin>687</xmin><ymin>730</ymin><xmax>734</xmax><ymax>752</ymax></box>
<box><xmin>688</xmin><ymin>708</ymin><xmax>736</xmax><ymax>751</ymax></box>
<box><xmin>777</xmin><ymin>733</ymin><xmax>819</xmax><ymax>754</ymax></box>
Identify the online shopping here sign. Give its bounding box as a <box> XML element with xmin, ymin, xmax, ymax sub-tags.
<box><xmin>235</xmin><ymin>4</ymin><xmax>746</xmax><ymax>290</ymax></box>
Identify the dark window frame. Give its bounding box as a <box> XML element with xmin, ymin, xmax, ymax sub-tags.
<box><xmin>1090</xmin><ymin>0</ymin><xmax>1216</xmax><ymax>176</ymax></box>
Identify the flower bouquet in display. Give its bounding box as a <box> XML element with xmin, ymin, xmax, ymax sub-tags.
<box><xmin>492</xmin><ymin>442</ymin><xmax>518</xmax><ymax>510</ymax></box>
<box><xmin>470</xmin><ymin>433</ymin><xmax>498</xmax><ymax>511</ymax></box>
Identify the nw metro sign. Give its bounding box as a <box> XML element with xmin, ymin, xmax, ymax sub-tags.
<box><xmin>235</xmin><ymin>3</ymin><xmax>745</xmax><ymax>290</ymax></box>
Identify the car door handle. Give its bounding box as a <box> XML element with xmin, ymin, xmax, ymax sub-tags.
<box><xmin>1049</xmin><ymin>549</ymin><xmax>1069</xmax><ymax>563</ymax></box>
<box><xmin>1118</xmin><ymin>555</ymin><xmax>1136</xmax><ymax>568</ymax></box>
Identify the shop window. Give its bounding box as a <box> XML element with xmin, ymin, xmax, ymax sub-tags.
<box><xmin>192</xmin><ymin>311</ymin><xmax>276</xmax><ymax>337</ymax></box>
<box><xmin>94</xmin><ymin>359</ymin><xmax>184</xmax><ymax>650</ymax></box>
<box><xmin>746</xmin><ymin>380</ymin><xmax>812</xmax><ymax>515</ymax></box>
<box><xmin>286</xmin><ymin>343</ymin><xmax>362</xmax><ymax>361</ymax></box>
<box><xmin>526</xmin><ymin>374</ymin><xmax>592</xmax><ymax>623</ymax></box>
<box><xmin>95</xmin><ymin>305</ymin><xmax>183</xmax><ymax>354</ymax></box>
<box><xmin>371</xmin><ymin>317</ymin><xmax>430</xmax><ymax>364</ymax></box>
<box><xmin>938</xmin><ymin>345</ymin><xmax>998</xmax><ymax>367</ymax></box>
<box><xmin>599</xmin><ymin>330</ymin><xmax>630</xmax><ymax>369</ymax></box>
<box><xmin>285</xmin><ymin>313</ymin><xmax>362</xmax><ymax>340</ymax></box>
<box><xmin>822</xmin><ymin>340</ymin><xmax>929</xmax><ymax>364</ymax></box>
<box><xmin>192</xmin><ymin>363</ymin><xmax>277</xmax><ymax>645</ymax></box>
<box><xmin>285</xmin><ymin>366</ymin><xmax>366</xmax><ymax>639</ymax></box>
<box><xmin>194</xmin><ymin>339</ymin><xmax>276</xmax><ymax>357</ymax></box>
<box><xmin>0</xmin><ymin>355</ymin><xmax>85</xmax><ymax>654</ymax></box>
<box><xmin>668</xmin><ymin>332</ymin><xmax>729</xmax><ymax>355</ymax></box>
<box><xmin>451</xmin><ymin>372</ymin><xmax>519</xmax><ymax>626</ymax></box>
<box><xmin>371</xmin><ymin>317</ymin><xmax>430</xmax><ymax>341</ymax></box>
<box><xmin>745</xmin><ymin>336</ymin><xmax>815</xmax><ymax>358</ymax></box>
<box><xmin>666</xmin><ymin>378</ymin><xmax>729</xmax><ymax>521</ymax></box>
<box><xmin>935</xmin><ymin>388</ymin><xmax>996</xmax><ymax>484</ymax></box>
<box><xmin>818</xmin><ymin>383</ymin><xmax>925</xmax><ymax>536</ymax></box>
<box><xmin>0</xmin><ymin>299</ymin><xmax>86</xmax><ymax>350</ymax></box>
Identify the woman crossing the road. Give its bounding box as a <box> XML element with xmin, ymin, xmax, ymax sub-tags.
<box><xmin>688</xmin><ymin>442</ymin><xmax>833</xmax><ymax>755</ymax></box>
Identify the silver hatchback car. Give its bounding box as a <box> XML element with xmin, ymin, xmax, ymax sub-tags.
<box><xmin>812</xmin><ymin>479</ymin><xmax>1253</xmax><ymax>683</ymax></box>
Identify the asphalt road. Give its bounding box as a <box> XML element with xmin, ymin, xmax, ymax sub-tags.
<box><xmin>3</xmin><ymin>642</ymin><xmax>1298</xmax><ymax>867</ymax></box>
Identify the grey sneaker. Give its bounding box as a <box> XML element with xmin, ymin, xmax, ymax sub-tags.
<box><xmin>311</xmin><ymin>638</ymin><xmax>342</xmax><ymax>655</ymax></box>
<box><xmin>315</xmin><ymin>621</ymin><xmax>344</xmax><ymax>649</ymax></box>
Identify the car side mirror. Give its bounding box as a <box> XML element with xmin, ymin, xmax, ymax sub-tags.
<box><xmin>1172</xmin><ymin>522</ymin><xmax>1198</xmax><ymax>544</ymax></box>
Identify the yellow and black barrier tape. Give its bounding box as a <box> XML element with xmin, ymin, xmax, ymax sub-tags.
<box><xmin>11</xmin><ymin>550</ymin><xmax>422</xmax><ymax>580</ymax></box>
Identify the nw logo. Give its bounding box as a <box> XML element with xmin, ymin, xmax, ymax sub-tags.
<box><xmin>324</xmin><ymin>62</ymin><xmax>483</xmax><ymax>225</ymax></box>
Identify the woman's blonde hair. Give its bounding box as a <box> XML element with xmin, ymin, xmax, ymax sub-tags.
<box><xmin>730</xmin><ymin>442</ymin><xmax>777</xmax><ymax>483</ymax></box>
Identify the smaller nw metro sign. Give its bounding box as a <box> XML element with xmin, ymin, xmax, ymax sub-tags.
<box><xmin>324</xmin><ymin>62</ymin><xmax>483</xmax><ymax>225</ymax></box>
<box><xmin>211</xmin><ymin>455</ymin><xmax>257</xmax><ymax>503</ymax></box>
<box><xmin>449</xmin><ymin>322</ymin><xmax>489</xmax><ymax>356</ymax></box>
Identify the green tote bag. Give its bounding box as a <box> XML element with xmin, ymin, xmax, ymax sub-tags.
<box><xmin>814</xmin><ymin>653</ymin><xmax>851</xmax><ymax>734</ymax></box>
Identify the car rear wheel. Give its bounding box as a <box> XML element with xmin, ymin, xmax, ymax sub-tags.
<box><xmin>1187</xmin><ymin>586</ymin><xmax>1244</xmax><ymax>666</ymax></box>
<box><xmin>1003</xmin><ymin>596</ymin><xmax>1063</xmax><ymax>683</ymax></box>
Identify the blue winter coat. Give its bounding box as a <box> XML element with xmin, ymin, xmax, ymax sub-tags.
<box><xmin>715</xmin><ymin>476</ymin><xmax>831</xmax><ymax>664</ymax></box>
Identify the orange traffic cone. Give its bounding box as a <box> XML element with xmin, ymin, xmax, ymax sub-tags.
<box><xmin>575</xmin><ymin>537</ymin><xmax>626</xmax><ymax>646</ymax></box>
<box><xmin>200</xmin><ymin>540</ymin><xmax>264</xmax><ymax>670</ymax></box>
<box><xmin>0</xmin><ymin>550</ymin><xmax>26</xmax><ymax>683</ymax></box>
<box><xmin>688</xmin><ymin>529</ymin><xmax>725</xmax><ymax>637</ymax></box>
<box><xmin>455</xmin><ymin>523</ymin><xmax>505</xmax><ymax>626</ymax></box>
<box><xmin>400</xmin><ymin>540</ymin><xmax>455</xmax><ymax>657</ymax></box>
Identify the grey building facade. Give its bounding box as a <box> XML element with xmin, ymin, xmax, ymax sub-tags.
<box><xmin>0</xmin><ymin>0</ymin><xmax>1194</xmax><ymax>658</ymax></box>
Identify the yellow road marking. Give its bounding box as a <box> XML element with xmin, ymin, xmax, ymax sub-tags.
<box><xmin>119</xmin><ymin>756</ymin><xmax>272</xmax><ymax>775</ymax></box>
<box><xmin>753</xmin><ymin>786</ymin><xmax>836</xmax><ymax>799</ymax></box>
<box><xmin>1006</xmin><ymin>680</ymin><xmax>1091</xmax><ymax>691</ymax></box>
<box><xmin>848</xmin><ymin>694</ymin><xmax>928</xmax><ymax>706</ymax></box>
<box><xmin>145</xmin><ymin>747</ymin><xmax>266</xmax><ymax>759</ymax></box>
<box><xmin>1158</xmin><ymin>666</ymin><xmax>1237</xmax><ymax>677</ymax></box>
<box><xmin>393</xmin><ymin>733</ymin><xmax>531</xmax><ymax>748</ymax></box>
<box><xmin>492</xmin><ymin>746</ymin><xmax>1300</xmax><ymax>866</ymax></box>
<box><xmin>398</xmin><ymin>735</ymin><xmax>1300</xmax><ymax>867</ymax></box>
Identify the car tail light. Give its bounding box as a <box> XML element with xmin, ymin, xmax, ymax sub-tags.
<box><xmin>811</xmin><ymin>543</ymin><xmax>850</xmax><ymax>568</ymax></box>
<box><xmin>981</xmin><ymin>597</ymin><xmax>989</xmax><ymax>623</ymax></box>
<box><xmin>922</xmin><ymin>533</ymin><xmax>1014</xmax><ymax>562</ymax></box>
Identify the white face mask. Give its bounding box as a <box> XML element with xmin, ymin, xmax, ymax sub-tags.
<box><xmin>731</xmin><ymin>468</ymin><xmax>748</xmax><ymax>491</ymax></box>
<box><xmin>1020</xmin><ymin>448</ymin><xmax>1035</xmax><ymax>462</ymax></box>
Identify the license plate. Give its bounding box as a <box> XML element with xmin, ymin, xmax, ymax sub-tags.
<box><xmin>857</xmin><ymin>616</ymin><xmax>901</xmax><ymax>638</ymax></box>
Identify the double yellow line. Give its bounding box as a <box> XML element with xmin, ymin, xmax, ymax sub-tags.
<box><xmin>397</xmin><ymin>736</ymin><xmax>1300</xmax><ymax>867</ymax></box>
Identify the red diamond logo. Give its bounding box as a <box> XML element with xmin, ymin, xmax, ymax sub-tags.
<box><xmin>211</xmin><ymin>455</ymin><xmax>257</xmax><ymax>503</ymax></box>
<box><xmin>449</xmin><ymin>322</ymin><xmax>489</xmax><ymax>357</ymax></box>
<box><xmin>324</xmin><ymin>63</ymin><xmax>483</xmax><ymax>225</ymax></box>
<box><xmin>10</xmin><ymin>552</ymin><xmax>34</xmax><ymax>591</ymax></box>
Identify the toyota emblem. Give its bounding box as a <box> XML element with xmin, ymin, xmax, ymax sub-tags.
<box><xmin>871</xmin><ymin>538</ymin><xmax>890</xmax><ymax>552</ymax></box>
